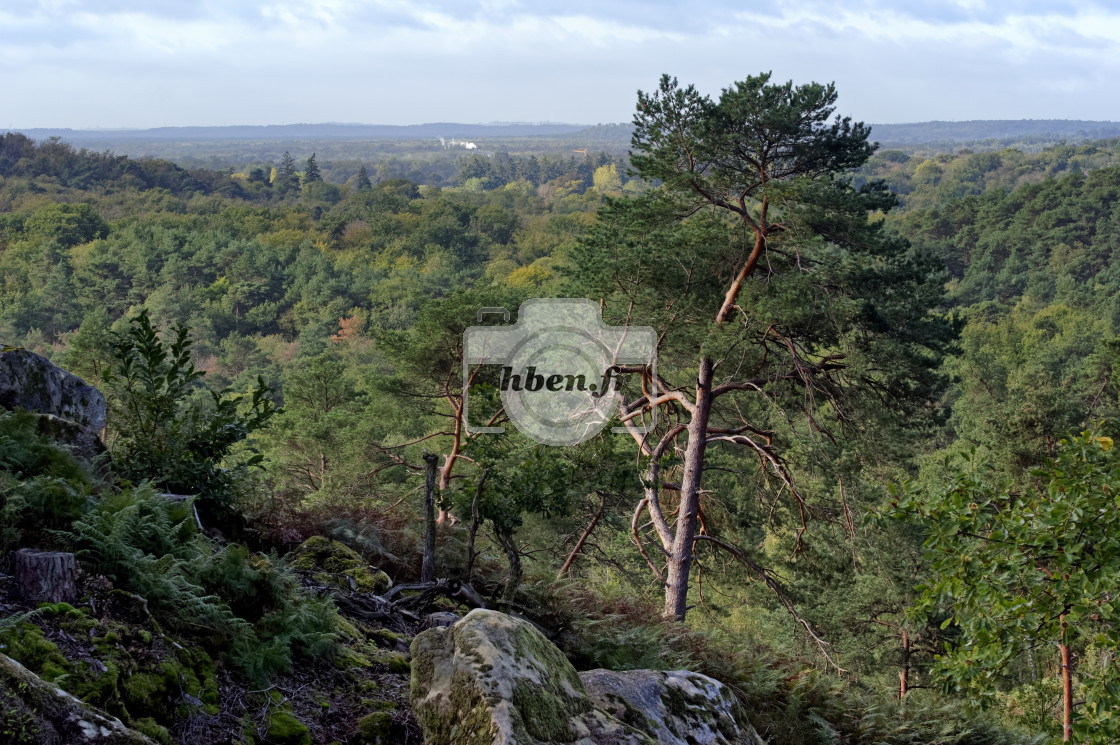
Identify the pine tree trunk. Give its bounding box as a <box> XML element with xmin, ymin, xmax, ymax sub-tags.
<box><xmin>899</xmin><ymin>628</ymin><xmax>910</xmax><ymax>700</ymax></box>
<box><xmin>1061</xmin><ymin>618</ymin><xmax>1073</xmax><ymax>742</ymax></box>
<box><xmin>421</xmin><ymin>454</ymin><xmax>438</xmax><ymax>583</ymax></box>
<box><xmin>15</xmin><ymin>549</ymin><xmax>78</xmax><ymax>605</ymax></box>
<box><xmin>663</xmin><ymin>357</ymin><xmax>713</xmax><ymax>622</ymax></box>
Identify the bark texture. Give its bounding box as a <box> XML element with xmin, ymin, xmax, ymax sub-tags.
<box><xmin>15</xmin><ymin>549</ymin><xmax>78</xmax><ymax>605</ymax></box>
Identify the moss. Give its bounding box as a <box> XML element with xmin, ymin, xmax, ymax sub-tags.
<box><xmin>604</xmin><ymin>691</ymin><xmax>651</xmax><ymax>732</ymax></box>
<box><xmin>0</xmin><ymin>652</ymin><xmax>153</xmax><ymax>745</ymax></box>
<box><xmin>131</xmin><ymin>717</ymin><xmax>173</xmax><ymax>745</ymax></box>
<box><xmin>369</xmin><ymin>628</ymin><xmax>401</xmax><ymax>648</ymax></box>
<box><xmin>355</xmin><ymin>710</ymin><xmax>405</xmax><ymax>744</ymax></box>
<box><xmin>35</xmin><ymin>602</ymin><xmax>87</xmax><ymax>619</ymax></box>
<box><xmin>512</xmin><ymin>679</ymin><xmax>581</xmax><ymax>743</ymax></box>
<box><xmin>176</xmin><ymin>644</ymin><xmax>219</xmax><ymax>712</ymax></box>
<box><xmin>287</xmin><ymin>537</ymin><xmax>390</xmax><ymax>594</ymax></box>
<box><xmin>56</xmin><ymin>611</ymin><xmax>98</xmax><ymax>638</ymax></box>
<box><xmin>265</xmin><ymin>709</ymin><xmax>312</xmax><ymax>745</ymax></box>
<box><xmin>0</xmin><ymin>622</ymin><xmax>70</xmax><ymax>682</ymax></box>
<box><xmin>71</xmin><ymin>658</ymin><xmax>122</xmax><ymax>710</ymax></box>
<box><xmin>333</xmin><ymin>647</ymin><xmax>373</xmax><ymax>670</ymax></box>
<box><xmin>448</xmin><ymin>667</ymin><xmax>500</xmax><ymax>745</ymax></box>
<box><xmin>365</xmin><ymin>647</ymin><xmax>410</xmax><ymax>674</ymax></box>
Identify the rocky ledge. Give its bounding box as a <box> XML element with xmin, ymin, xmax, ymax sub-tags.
<box><xmin>409</xmin><ymin>609</ymin><xmax>764</xmax><ymax>745</ymax></box>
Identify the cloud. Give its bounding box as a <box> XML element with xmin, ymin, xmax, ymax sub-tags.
<box><xmin>2</xmin><ymin>0</ymin><xmax>1120</xmax><ymax>127</ymax></box>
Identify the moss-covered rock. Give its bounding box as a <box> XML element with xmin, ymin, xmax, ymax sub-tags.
<box><xmin>409</xmin><ymin>609</ymin><xmax>653</xmax><ymax>745</ymax></box>
<box><xmin>580</xmin><ymin>669</ymin><xmax>764</xmax><ymax>745</ymax></box>
<box><xmin>265</xmin><ymin>707</ymin><xmax>312</xmax><ymax>745</ymax></box>
<box><xmin>364</xmin><ymin>645</ymin><xmax>410</xmax><ymax>674</ymax></box>
<box><xmin>353</xmin><ymin>710</ymin><xmax>406</xmax><ymax>744</ymax></box>
<box><xmin>0</xmin><ymin>621</ymin><xmax>73</xmax><ymax>682</ymax></box>
<box><xmin>0</xmin><ymin>652</ymin><xmax>157</xmax><ymax>744</ymax></box>
<box><xmin>1</xmin><ymin>613</ymin><xmax>219</xmax><ymax>731</ymax></box>
<box><xmin>287</xmin><ymin>537</ymin><xmax>391</xmax><ymax>594</ymax></box>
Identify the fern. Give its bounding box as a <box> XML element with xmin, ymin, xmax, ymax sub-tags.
<box><xmin>70</xmin><ymin>487</ymin><xmax>340</xmax><ymax>685</ymax></box>
<box><xmin>72</xmin><ymin>487</ymin><xmax>244</xmax><ymax>636</ymax></box>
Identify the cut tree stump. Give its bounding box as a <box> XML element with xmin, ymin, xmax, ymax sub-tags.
<box><xmin>15</xmin><ymin>549</ymin><xmax>78</xmax><ymax>604</ymax></box>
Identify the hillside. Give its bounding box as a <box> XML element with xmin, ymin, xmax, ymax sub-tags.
<box><xmin>3</xmin><ymin>93</ymin><xmax>1120</xmax><ymax>743</ymax></box>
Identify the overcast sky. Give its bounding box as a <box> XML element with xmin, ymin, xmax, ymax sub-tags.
<box><xmin>3</xmin><ymin>0</ymin><xmax>1120</xmax><ymax>129</ymax></box>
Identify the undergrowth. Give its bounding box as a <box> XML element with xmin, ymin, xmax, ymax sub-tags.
<box><xmin>0</xmin><ymin>409</ymin><xmax>92</xmax><ymax>554</ymax></box>
<box><xmin>71</xmin><ymin>487</ymin><xmax>338</xmax><ymax>684</ymax></box>
<box><xmin>542</xmin><ymin>579</ymin><xmax>1038</xmax><ymax>745</ymax></box>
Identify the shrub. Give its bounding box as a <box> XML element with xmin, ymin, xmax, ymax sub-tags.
<box><xmin>102</xmin><ymin>310</ymin><xmax>275</xmax><ymax>510</ymax></box>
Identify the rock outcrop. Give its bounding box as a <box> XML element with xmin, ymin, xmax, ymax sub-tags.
<box><xmin>0</xmin><ymin>652</ymin><xmax>157</xmax><ymax>744</ymax></box>
<box><xmin>287</xmin><ymin>536</ymin><xmax>392</xmax><ymax>594</ymax></box>
<box><xmin>411</xmin><ymin>609</ymin><xmax>654</xmax><ymax>745</ymax></box>
<box><xmin>0</xmin><ymin>347</ymin><xmax>106</xmax><ymax>457</ymax></box>
<box><xmin>409</xmin><ymin>609</ymin><xmax>764</xmax><ymax>745</ymax></box>
<box><xmin>580</xmin><ymin>669</ymin><xmax>764</xmax><ymax>745</ymax></box>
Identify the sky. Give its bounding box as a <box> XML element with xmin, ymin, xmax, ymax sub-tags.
<box><xmin>3</xmin><ymin>0</ymin><xmax>1120</xmax><ymax>129</ymax></box>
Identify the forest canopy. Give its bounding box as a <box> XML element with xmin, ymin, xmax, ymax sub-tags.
<box><xmin>3</xmin><ymin>72</ymin><xmax>1120</xmax><ymax>743</ymax></box>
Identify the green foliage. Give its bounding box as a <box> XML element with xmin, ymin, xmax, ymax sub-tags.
<box><xmin>72</xmin><ymin>487</ymin><xmax>243</xmax><ymax>633</ymax></box>
<box><xmin>0</xmin><ymin>409</ymin><xmax>92</xmax><ymax>553</ymax></box>
<box><xmin>355</xmin><ymin>164</ymin><xmax>373</xmax><ymax>191</ymax></box>
<box><xmin>303</xmin><ymin>153</ymin><xmax>322</xmax><ymax>184</ymax></box>
<box><xmin>263</xmin><ymin>352</ymin><xmax>402</xmax><ymax>501</ymax></box>
<box><xmin>6</xmin><ymin>118</ymin><xmax>1118</xmax><ymax>734</ymax></box>
<box><xmin>103</xmin><ymin>310</ymin><xmax>276</xmax><ymax>507</ymax></box>
<box><xmin>558</xmin><ymin>589</ymin><xmax>1032</xmax><ymax>745</ymax></box>
<box><xmin>71</xmin><ymin>487</ymin><xmax>338</xmax><ymax>685</ymax></box>
<box><xmin>899</xmin><ymin>434</ymin><xmax>1120</xmax><ymax>741</ymax></box>
<box><xmin>944</xmin><ymin>300</ymin><xmax>1119</xmax><ymax>476</ymax></box>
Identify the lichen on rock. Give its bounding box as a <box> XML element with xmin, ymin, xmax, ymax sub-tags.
<box><xmin>0</xmin><ymin>348</ymin><xmax>107</xmax><ymax>458</ymax></box>
<box><xmin>409</xmin><ymin>609</ymin><xmax>654</xmax><ymax>745</ymax></box>
<box><xmin>0</xmin><ymin>652</ymin><xmax>157</xmax><ymax>744</ymax></box>
<box><xmin>579</xmin><ymin>669</ymin><xmax>764</xmax><ymax>745</ymax></box>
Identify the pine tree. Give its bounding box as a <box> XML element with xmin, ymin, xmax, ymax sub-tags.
<box><xmin>303</xmin><ymin>153</ymin><xmax>322</xmax><ymax>184</ymax></box>
<box><xmin>355</xmin><ymin>164</ymin><xmax>372</xmax><ymax>191</ymax></box>
<box><xmin>276</xmin><ymin>151</ymin><xmax>298</xmax><ymax>193</ymax></box>
<box><xmin>572</xmin><ymin>73</ymin><xmax>954</xmax><ymax>621</ymax></box>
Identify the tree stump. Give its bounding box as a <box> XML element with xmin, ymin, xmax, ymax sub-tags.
<box><xmin>15</xmin><ymin>549</ymin><xmax>78</xmax><ymax>605</ymax></box>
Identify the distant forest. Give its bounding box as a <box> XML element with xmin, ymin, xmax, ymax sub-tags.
<box><xmin>6</xmin><ymin>98</ymin><xmax>1120</xmax><ymax>742</ymax></box>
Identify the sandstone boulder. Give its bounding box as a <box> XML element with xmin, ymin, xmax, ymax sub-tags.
<box><xmin>410</xmin><ymin>609</ymin><xmax>654</xmax><ymax>745</ymax></box>
<box><xmin>0</xmin><ymin>347</ymin><xmax>106</xmax><ymax>457</ymax></box>
<box><xmin>580</xmin><ymin>669</ymin><xmax>764</xmax><ymax>745</ymax></box>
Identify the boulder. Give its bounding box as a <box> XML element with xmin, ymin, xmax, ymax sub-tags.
<box><xmin>287</xmin><ymin>536</ymin><xmax>392</xmax><ymax>594</ymax></box>
<box><xmin>580</xmin><ymin>669</ymin><xmax>764</xmax><ymax>745</ymax></box>
<box><xmin>0</xmin><ymin>652</ymin><xmax>157</xmax><ymax>744</ymax></box>
<box><xmin>410</xmin><ymin>609</ymin><xmax>654</xmax><ymax>745</ymax></box>
<box><xmin>0</xmin><ymin>348</ymin><xmax>106</xmax><ymax>457</ymax></box>
<box><xmin>423</xmin><ymin>611</ymin><xmax>460</xmax><ymax>628</ymax></box>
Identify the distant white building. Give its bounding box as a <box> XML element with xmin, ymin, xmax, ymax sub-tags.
<box><xmin>439</xmin><ymin>137</ymin><xmax>477</xmax><ymax>150</ymax></box>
